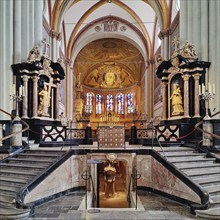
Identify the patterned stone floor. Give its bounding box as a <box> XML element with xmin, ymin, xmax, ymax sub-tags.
<box><xmin>28</xmin><ymin>190</ymin><xmax>203</xmax><ymax>220</ymax></box>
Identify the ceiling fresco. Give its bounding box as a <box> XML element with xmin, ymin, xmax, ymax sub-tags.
<box><xmin>74</xmin><ymin>38</ymin><xmax>145</xmax><ymax>90</ymax></box>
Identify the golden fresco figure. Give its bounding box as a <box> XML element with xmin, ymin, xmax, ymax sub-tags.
<box><xmin>101</xmin><ymin>72</ymin><xmax>118</xmax><ymax>88</ymax></box>
<box><xmin>170</xmin><ymin>83</ymin><xmax>184</xmax><ymax>116</ymax></box>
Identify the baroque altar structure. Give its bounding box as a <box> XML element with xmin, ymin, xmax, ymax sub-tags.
<box><xmin>155</xmin><ymin>41</ymin><xmax>210</xmax><ymax>142</ymax></box>
<box><xmin>11</xmin><ymin>45</ymin><xmax>65</xmax><ymax>144</ymax></box>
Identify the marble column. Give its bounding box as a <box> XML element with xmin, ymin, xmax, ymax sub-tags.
<box><xmin>182</xmin><ymin>74</ymin><xmax>190</xmax><ymax>118</ymax></box>
<box><xmin>21</xmin><ymin>75</ymin><xmax>30</xmax><ymax>118</ymax></box>
<box><xmin>192</xmin><ymin>73</ymin><xmax>201</xmax><ymax>118</ymax></box>
<box><xmin>55</xmin><ymin>83</ymin><xmax>60</xmax><ymax>120</ymax></box>
<box><xmin>161</xmin><ymin>81</ymin><xmax>168</xmax><ymax>120</ymax></box>
<box><xmin>32</xmin><ymin>76</ymin><xmax>39</xmax><ymax>118</ymax></box>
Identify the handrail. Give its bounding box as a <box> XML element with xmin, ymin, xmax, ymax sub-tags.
<box><xmin>0</xmin><ymin>108</ymin><xmax>29</xmax><ymax>143</ymax></box>
<box><xmin>151</xmin><ymin>125</ymin><xmax>167</xmax><ymax>160</ymax></box>
<box><xmin>127</xmin><ymin>174</ymin><xmax>133</xmax><ymax>208</ymax></box>
<box><xmin>150</xmin><ymin>150</ymin><xmax>210</xmax><ymax>214</ymax></box>
<box><xmin>195</xmin><ymin>110</ymin><xmax>220</xmax><ymax>139</ymax></box>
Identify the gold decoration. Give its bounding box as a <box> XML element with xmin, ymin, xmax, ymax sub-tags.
<box><xmin>170</xmin><ymin>83</ymin><xmax>184</xmax><ymax>116</ymax></box>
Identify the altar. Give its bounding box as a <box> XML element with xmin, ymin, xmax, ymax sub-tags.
<box><xmin>97</xmin><ymin>125</ymin><xmax>125</xmax><ymax>148</ymax></box>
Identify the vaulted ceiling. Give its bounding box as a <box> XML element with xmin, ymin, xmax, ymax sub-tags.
<box><xmin>45</xmin><ymin>0</ymin><xmax>172</xmax><ymax>88</ymax></box>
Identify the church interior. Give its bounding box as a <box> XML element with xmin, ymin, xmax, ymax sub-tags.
<box><xmin>0</xmin><ymin>0</ymin><xmax>220</xmax><ymax>219</ymax></box>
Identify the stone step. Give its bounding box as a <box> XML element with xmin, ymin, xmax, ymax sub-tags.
<box><xmin>203</xmin><ymin>184</ymin><xmax>220</xmax><ymax>195</ymax></box>
<box><xmin>19</xmin><ymin>152</ymin><xmax>59</xmax><ymax>158</ymax></box>
<box><xmin>169</xmin><ymin>157</ymin><xmax>216</xmax><ymax>163</ymax></box>
<box><xmin>0</xmin><ymin>176</ymin><xmax>28</xmax><ymax>184</ymax></box>
<box><xmin>0</xmin><ymin>180</ymin><xmax>24</xmax><ymax>188</ymax></box>
<box><xmin>8</xmin><ymin>157</ymin><xmax>54</xmax><ymax>163</ymax></box>
<box><xmin>25</xmin><ymin>149</ymin><xmax>64</xmax><ymax>154</ymax></box>
<box><xmin>0</xmin><ymin>169</ymin><xmax>39</xmax><ymax>176</ymax></box>
<box><xmin>0</xmin><ymin>185</ymin><xmax>21</xmax><ymax>194</ymax></box>
<box><xmin>165</xmin><ymin>153</ymin><xmax>206</xmax><ymax>158</ymax></box>
<box><xmin>156</xmin><ymin>147</ymin><xmax>195</xmax><ymax>152</ymax></box>
<box><xmin>182</xmin><ymin>167</ymin><xmax>220</xmax><ymax>177</ymax></box>
<box><xmin>210</xmin><ymin>195</ymin><xmax>220</xmax><ymax>204</ymax></box>
<box><xmin>0</xmin><ymin>207</ymin><xmax>30</xmax><ymax>220</ymax></box>
<box><xmin>0</xmin><ymin>163</ymin><xmax>47</xmax><ymax>170</ymax></box>
<box><xmin>0</xmin><ymin>173</ymin><xmax>34</xmax><ymax>181</ymax></box>
<box><xmin>162</xmin><ymin>151</ymin><xmax>202</xmax><ymax>156</ymax></box>
<box><xmin>192</xmin><ymin>175</ymin><xmax>220</xmax><ymax>185</ymax></box>
<box><xmin>0</xmin><ymin>194</ymin><xmax>15</xmax><ymax>204</ymax></box>
<box><xmin>196</xmin><ymin>207</ymin><xmax>220</xmax><ymax>219</ymax></box>
<box><xmin>0</xmin><ymin>190</ymin><xmax>17</xmax><ymax>198</ymax></box>
<box><xmin>178</xmin><ymin>163</ymin><xmax>220</xmax><ymax>170</ymax></box>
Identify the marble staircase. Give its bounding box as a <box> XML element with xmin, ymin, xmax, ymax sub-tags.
<box><xmin>156</xmin><ymin>146</ymin><xmax>220</xmax><ymax>219</ymax></box>
<box><xmin>0</xmin><ymin>149</ymin><xmax>66</xmax><ymax>219</ymax></box>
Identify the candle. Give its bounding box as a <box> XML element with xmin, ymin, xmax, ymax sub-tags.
<box><xmin>10</xmin><ymin>84</ymin><xmax>12</xmax><ymax>95</ymax></box>
<box><xmin>213</xmin><ymin>83</ymin><xmax>215</xmax><ymax>94</ymax></box>
<box><xmin>12</xmin><ymin>84</ymin><xmax>16</xmax><ymax>95</ymax></box>
<box><xmin>208</xmin><ymin>82</ymin><xmax>212</xmax><ymax>94</ymax></box>
<box><xmin>19</xmin><ymin>86</ymin><xmax>24</xmax><ymax>96</ymax></box>
<box><xmin>202</xmin><ymin>83</ymin><xmax>205</xmax><ymax>94</ymax></box>
<box><xmin>199</xmin><ymin>85</ymin><xmax>201</xmax><ymax>95</ymax></box>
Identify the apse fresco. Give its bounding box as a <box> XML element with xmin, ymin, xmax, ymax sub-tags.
<box><xmin>75</xmin><ymin>38</ymin><xmax>144</xmax><ymax>90</ymax></box>
<box><xmin>84</xmin><ymin>66</ymin><xmax>135</xmax><ymax>89</ymax></box>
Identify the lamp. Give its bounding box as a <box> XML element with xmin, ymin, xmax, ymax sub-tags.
<box><xmin>107</xmin><ymin>0</ymin><xmax>112</xmax><ymax>3</ymax></box>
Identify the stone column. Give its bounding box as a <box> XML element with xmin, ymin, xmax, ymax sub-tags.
<box><xmin>32</xmin><ymin>76</ymin><xmax>39</xmax><ymax>118</ymax></box>
<box><xmin>158</xmin><ymin>29</ymin><xmax>170</xmax><ymax>60</ymax></box>
<box><xmin>34</xmin><ymin>0</ymin><xmax>43</xmax><ymax>46</ymax></box>
<box><xmin>161</xmin><ymin>80</ymin><xmax>168</xmax><ymax>120</ymax></box>
<box><xmin>0</xmin><ymin>124</ymin><xmax>3</xmax><ymax>146</ymax></box>
<box><xmin>182</xmin><ymin>74</ymin><xmax>190</xmax><ymax>118</ymax></box>
<box><xmin>180</xmin><ymin>0</ymin><xmax>188</xmax><ymax>43</ymax></box>
<box><xmin>21</xmin><ymin>0</ymin><xmax>29</xmax><ymax>61</ymax></box>
<box><xmin>50</xmin><ymin>30</ymin><xmax>61</xmax><ymax>61</ymax></box>
<box><xmin>192</xmin><ymin>73</ymin><xmax>201</xmax><ymax>118</ymax></box>
<box><xmin>21</xmin><ymin>75</ymin><xmax>30</xmax><ymax>118</ymax></box>
<box><xmin>148</xmin><ymin>59</ymin><xmax>154</xmax><ymax>119</ymax></box>
<box><xmin>55</xmin><ymin>82</ymin><xmax>60</xmax><ymax>120</ymax></box>
<box><xmin>13</xmin><ymin>0</ymin><xmax>21</xmax><ymax>63</ymax></box>
<box><xmin>65</xmin><ymin>59</ymin><xmax>72</xmax><ymax>118</ymax></box>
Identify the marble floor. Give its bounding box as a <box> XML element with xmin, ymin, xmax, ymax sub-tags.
<box><xmin>28</xmin><ymin>190</ymin><xmax>203</xmax><ymax>220</ymax></box>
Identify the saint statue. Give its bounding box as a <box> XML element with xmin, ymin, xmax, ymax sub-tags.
<box><xmin>104</xmin><ymin>163</ymin><xmax>116</xmax><ymax>198</ymax></box>
<box><xmin>170</xmin><ymin>83</ymin><xmax>184</xmax><ymax>116</ymax></box>
<box><xmin>38</xmin><ymin>84</ymin><xmax>50</xmax><ymax>116</ymax></box>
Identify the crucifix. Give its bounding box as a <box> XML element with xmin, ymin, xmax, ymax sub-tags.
<box><xmin>41</xmin><ymin>38</ymin><xmax>50</xmax><ymax>57</ymax></box>
<box><xmin>172</xmin><ymin>36</ymin><xmax>180</xmax><ymax>51</ymax></box>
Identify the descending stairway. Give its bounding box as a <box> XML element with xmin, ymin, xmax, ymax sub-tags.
<box><xmin>0</xmin><ymin>149</ymin><xmax>66</xmax><ymax>219</ymax></box>
<box><xmin>156</xmin><ymin>146</ymin><xmax>220</xmax><ymax>219</ymax></box>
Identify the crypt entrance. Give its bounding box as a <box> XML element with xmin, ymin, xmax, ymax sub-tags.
<box><xmin>97</xmin><ymin>160</ymin><xmax>128</xmax><ymax>208</ymax></box>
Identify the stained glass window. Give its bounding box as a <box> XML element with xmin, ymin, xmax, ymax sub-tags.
<box><xmin>127</xmin><ymin>92</ymin><xmax>135</xmax><ymax>113</ymax></box>
<box><xmin>85</xmin><ymin>92</ymin><xmax>93</xmax><ymax>114</ymax></box>
<box><xmin>96</xmin><ymin>94</ymin><xmax>102</xmax><ymax>114</ymax></box>
<box><xmin>117</xmin><ymin>93</ymin><xmax>124</xmax><ymax>114</ymax></box>
<box><xmin>106</xmin><ymin>94</ymin><xmax>114</xmax><ymax>111</ymax></box>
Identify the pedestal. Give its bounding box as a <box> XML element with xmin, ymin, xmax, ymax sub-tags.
<box><xmin>202</xmin><ymin>120</ymin><xmax>213</xmax><ymax>147</ymax></box>
<box><xmin>12</xmin><ymin>116</ymin><xmax>22</xmax><ymax>147</ymax></box>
